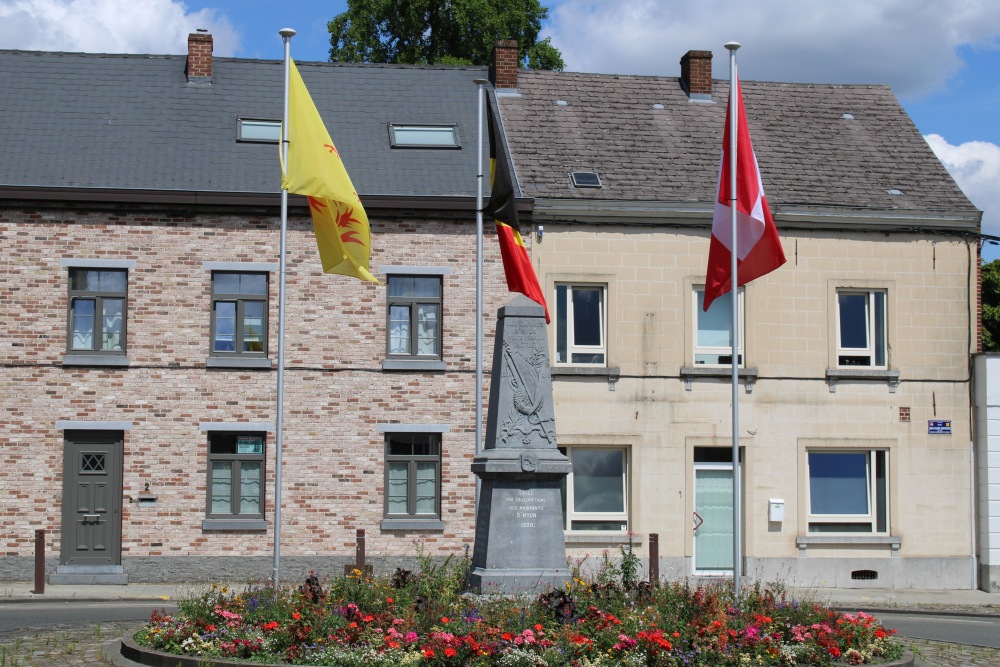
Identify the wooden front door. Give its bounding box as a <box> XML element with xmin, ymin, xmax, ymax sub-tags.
<box><xmin>61</xmin><ymin>431</ymin><xmax>123</xmax><ymax>565</ymax></box>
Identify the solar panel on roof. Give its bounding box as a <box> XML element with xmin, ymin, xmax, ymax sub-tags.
<box><xmin>571</xmin><ymin>172</ymin><xmax>602</xmax><ymax>188</ymax></box>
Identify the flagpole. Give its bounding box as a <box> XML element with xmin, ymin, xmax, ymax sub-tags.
<box><xmin>473</xmin><ymin>78</ymin><xmax>488</xmax><ymax>514</ymax></box>
<box><xmin>274</xmin><ymin>26</ymin><xmax>296</xmax><ymax>590</ymax></box>
<box><xmin>725</xmin><ymin>40</ymin><xmax>742</xmax><ymax>599</ymax></box>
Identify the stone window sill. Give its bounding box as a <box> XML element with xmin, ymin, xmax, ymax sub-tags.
<box><xmin>680</xmin><ymin>366</ymin><xmax>758</xmax><ymax>393</ymax></box>
<box><xmin>380</xmin><ymin>518</ymin><xmax>445</xmax><ymax>531</ymax></box>
<box><xmin>62</xmin><ymin>355</ymin><xmax>130</xmax><ymax>367</ymax></box>
<box><xmin>825</xmin><ymin>368</ymin><xmax>900</xmax><ymax>393</ymax></box>
<box><xmin>796</xmin><ymin>535</ymin><xmax>901</xmax><ymax>553</ymax></box>
<box><xmin>206</xmin><ymin>357</ymin><xmax>272</xmax><ymax>369</ymax></box>
<box><xmin>551</xmin><ymin>366</ymin><xmax>619</xmax><ymax>377</ymax></box>
<box><xmin>382</xmin><ymin>359</ymin><xmax>446</xmax><ymax>371</ymax></box>
<box><xmin>202</xmin><ymin>519</ymin><xmax>268</xmax><ymax>531</ymax></box>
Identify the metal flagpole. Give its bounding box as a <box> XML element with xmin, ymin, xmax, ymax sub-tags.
<box><xmin>274</xmin><ymin>26</ymin><xmax>296</xmax><ymax>590</ymax></box>
<box><xmin>725</xmin><ymin>41</ymin><xmax>742</xmax><ymax>599</ymax></box>
<box><xmin>473</xmin><ymin>78</ymin><xmax>487</xmax><ymax>513</ymax></box>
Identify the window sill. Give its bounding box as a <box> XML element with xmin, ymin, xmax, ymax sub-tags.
<box><xmin>796</xmin><ymin>535</ymin><xmax>901</xmax><ymax>553</ymax></box>
<box><xmin>202</xmin><ymin>519</ymin><xmax>268</xmax><ymax>531</ymax></box>
<box><xmin>62</xmin><ymin>355</ymin><xmax>130</xmax><ymax>367</ymax></box>
<box><xmin>680</xmin><ymin>366</ymin><xmax>758</xmax><ymax>393</ymax></box>
<box><xmin>825</xmin><ymin>368</ymin><xmax>900</xmax><ymax>393</ymax></box>
<box><xmin>206</xmin><ymin>357</ymin><xmax>272</xmax><ymax>369</ymax></box>
<box><xmin>380</xmin><ymin>518</ymin><xmax>445</xmax><ymax>531</ymax></box>
<box><xmin>564</xmin><ymin>532</ymin><xmax>641</xmax><ymax>546</ymax></box>
<box><xmin>551</xmin><ymin>366</ymin><xmax>619</xmax><ymax>377</ymax></box>
<box><xmin>382</xmin><ymin>359</ymin><xmax>446</xmax><ymax>371</ymax></box>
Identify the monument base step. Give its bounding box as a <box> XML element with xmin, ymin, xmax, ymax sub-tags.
<box><xmin>468</xmin><ymin>566</ymin><xmax>570</xmax><ymax>594</ymax></box>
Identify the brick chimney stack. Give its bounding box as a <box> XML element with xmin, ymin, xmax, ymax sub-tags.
<box><xmin>187</xmin><ymin>29</ymin><xmax>213</xmax><ymax>80</ymax></box>
<box><xmin>491</xmin><ymin>40</ymin><xmax>519</xmax><ymax>90</ymax></box>
<box><xmin>680</xmin><ymin>50</ymin><xmax>712</xmax><ymax>100</ymax></box>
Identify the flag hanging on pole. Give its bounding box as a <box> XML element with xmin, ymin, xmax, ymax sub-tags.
<box><xmin>702</xmin><ymin>78</ymin><xmax>785</xmax><ymax>311</ymax></box>
<box><xmin>280</xmin><ymin>59</ymin><xmax>377</xmax><ymax>283</ymax></box>
<box><xmin>483</xmin><ymin>100</ymin><xmax>549</xmax><ymax>322</ymax></box>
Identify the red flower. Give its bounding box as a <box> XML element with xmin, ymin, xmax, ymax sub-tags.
<box><xmin>502</xmin><ymin>632</ymin><xmax>513</xmax><ymax>641</ymax></box>
<box><xmin>441</xmin><ymin>616</ymin><xmax>450</xmax><ymax>624</ymax></box>
<box><xmin>444</xmin><ymin>647</ymin><xmax>457</xmax><ymax>657</ymax></box>
<box><xmin>423</xmin><ymin>648</ymin><xmax>435</xmax><ymax>658</ymax></box>
<box><xmin>828</xmin><ymin>646</ymin><xmax>842</xmax><ymax>658</ymax></box>
<box><xmin>386</xmin><ymin>597</ymin><xmax>394</xmax><ymax>604</ymax></box>
<box><xmin>534</xmin><ymin>623</ymin><xmax>543</xmax><ymax>632</ymax></box>
<box><xmin>292</xmin><ymin>612</ymin><xmax>301</xmax><ymax>620</ymax></box>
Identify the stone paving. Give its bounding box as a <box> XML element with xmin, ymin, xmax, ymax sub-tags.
<box><xmin>2</xmin><ymin>621</ymin><xmax>999</xmax><ymax>667</ymax></box>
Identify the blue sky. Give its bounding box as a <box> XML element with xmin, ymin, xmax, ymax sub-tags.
<box><xmin>2</xmin><ymin>0</ymin><xmax>998</xmax><ymax>258</ymax></box>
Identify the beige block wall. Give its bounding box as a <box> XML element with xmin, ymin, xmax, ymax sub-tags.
<box><xmin>538</xmin><ymin>222</ymin><xmax>975</xmax><ymax>571</ymax></box>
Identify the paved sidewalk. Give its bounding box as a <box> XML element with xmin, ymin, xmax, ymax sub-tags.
<box><xmin>4</xmin><ymin>580</ymin><xmax>998</xmax><ymax>610</ymax></box>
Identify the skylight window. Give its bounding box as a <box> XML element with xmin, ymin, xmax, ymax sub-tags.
<box><xmin>571</xmin><ymin>172</ymin><xmax>602</xmax><ymax>189</ymax></box>
<box><xmin>389</xmin><ymin>124</ymin><xmax>460</xmax><ymax>149</ymax></box>
<box><xmin>238</xmin><ymin>119</ymin><xmax>281</xmax><ymax>143</ymax></box>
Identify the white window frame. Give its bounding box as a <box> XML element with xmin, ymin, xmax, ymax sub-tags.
<box><xmin>554</xmin><ymin>283</ymin><xmax>607</xmax><ymax>366</ymax></box>
<box><xmin>836</xmin><ymin>289</ymin><xmax>887</xmax><ymax>368</ymax></box>
<box><xmin>692</xmin><ymin>286</ymin><xmax>744</xmax><ymax>367</ymax></box>
<box><xmin>806</xmin><ymin>448</ymin><xmax>888</xmax><ymax>534</ymax></box>
<box><xmin>560</xmin><ymin>446</ymin><xmax>628</xmax><ymax>532</ymax></box>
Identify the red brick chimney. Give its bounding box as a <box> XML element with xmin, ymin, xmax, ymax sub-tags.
<box><xmin>187</xmin><ymin>30</ymin><xmax>213</xmax><ymax>80</ymax></box>
<box><xmin>680</xmin><ymin>50</ymin><xmax>712</xmax><ymax>100</ymax></box>
<box><xmin>491</xmin><ymin>40</ymin><xmax>519</xmax><ymax>90</ymax></box>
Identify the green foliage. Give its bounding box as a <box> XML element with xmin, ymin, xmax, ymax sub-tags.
<box><xmin>328</xmin><ymin>0</ymin><xmax>565</xmax><ymax>70</ymax></box>
<box><xmin>982</xmin><ymin>258</ymin><xmax>1000</xmax><ymax>351</ymax></box>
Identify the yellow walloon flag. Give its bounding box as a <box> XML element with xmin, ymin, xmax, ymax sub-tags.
<box><xmin>280</xmin><ymin>59</ymin><xmax>376</xmax><ymax>282</ymax></box>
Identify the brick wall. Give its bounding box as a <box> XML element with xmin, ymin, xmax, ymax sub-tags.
<box><xmin>491</xmin><ymin>40</ymin><xmax>519</xmax><ymax>89</ymax></box>
<box><xmin>0</xmin><ymin>203</ymin><xmax>518</xmax><ymax>569</ymax></box>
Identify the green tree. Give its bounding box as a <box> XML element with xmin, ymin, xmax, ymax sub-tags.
<box><xmin>328</xmin><ymin>0</ymin><xmax>565</xmax><ymax>70</ymax></box>
<box><xmin>983</xmin><ymin>258</ymin><xmax>1000</xmax><ymax>351</ymax></box>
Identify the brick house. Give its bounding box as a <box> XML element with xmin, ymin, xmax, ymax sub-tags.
<box><xmin>493</xmin><ymin>46</ymin><xmax>987</xmax><ymax>589</ymax></box>
<box><xmin>0</xmin><ymin>34</ymin><xmax>514</xmax><ymax>583</ymax></box>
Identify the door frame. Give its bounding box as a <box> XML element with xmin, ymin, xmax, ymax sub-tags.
<box><xmin>691</xmin><ymin>448</ymin><xmax>745</xmax><ymax>576</ymax></box>
<box><xmin>60</xmin><ymin>430</ymin><xmax>124</xmax><ymax>566</ymax></box>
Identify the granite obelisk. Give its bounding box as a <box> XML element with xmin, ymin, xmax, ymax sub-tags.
<box><xmin>469</xmin><ymin>295</ymin><xmax>571</xmax><ymax>593</ymax></box>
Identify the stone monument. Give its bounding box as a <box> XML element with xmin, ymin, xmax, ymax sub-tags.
<box><xmin>469</xmin><ymin>295</ymin><xmax>571</xmax><ymax>593</ymax></box>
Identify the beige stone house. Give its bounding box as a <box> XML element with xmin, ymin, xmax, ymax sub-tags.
<box><xmin>494</xmin><ymin>46</ymin><xmax>984</xmax><ymax>589</ymax></box>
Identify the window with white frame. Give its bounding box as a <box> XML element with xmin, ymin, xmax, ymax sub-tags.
<box><xmin>384</xmin><ymin>432</ymin><xmax>441</xmax><ymax>519</ymax></box>
<box><xmin>807</xmin><ymin>449</ymin><xmax>888</xmax><ymax>533</ymax></box>
<box><xmin>67</xmin><ymin>268</ymin><xmax>127</xmax><ymax>355</ymax></box>
<box><xmin>555</xmin><ymin>284</ymin><xmax>606</xmax><ymax>365</ymax></box>
<box><xmin>837</xmin><ymin>290</ymin><xmax>887</xmax><ymax>367</ymax></box>
<box><xmin>387</xmin><ymin>275</ymin><xmax>442</xmax><ymax>359</ymax></box>
<box><xmin>693</xmin><ymin>287</ymin><xmax>743</xmax><ymax>366</ymax></box>
<box><xmin>206</xmin><ymin>432</ymin><xmax>265</xmax><ymax>520</ymax></box>
<box><xmin>559</xmin><ymin>447</ymin><xmax>628</xmax><ymax>531</ymax></box>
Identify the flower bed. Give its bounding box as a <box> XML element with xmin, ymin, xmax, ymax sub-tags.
<box><xmin>134</xmin><ymin>554</ymin><xmax>904</xmax><ymax>666</ymax></box>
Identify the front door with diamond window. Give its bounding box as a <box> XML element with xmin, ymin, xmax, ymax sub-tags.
<box><xmin>61</xmin><ymin>431</ymin><xmax>123</xmax><ymax>565</ymax></box>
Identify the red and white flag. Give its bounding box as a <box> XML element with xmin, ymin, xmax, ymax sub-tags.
<box><xmin>703</xmin><ymin>78</ymin><xmax>785</xmax><ymax>311</ymax></box>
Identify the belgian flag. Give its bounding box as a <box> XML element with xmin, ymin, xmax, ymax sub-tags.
<box><xmin>483</xmin><ymin>99</ymin><xmax>549</xmax><ymax>321</ymax></box>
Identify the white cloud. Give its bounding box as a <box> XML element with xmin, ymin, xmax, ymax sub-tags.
<box><xmin>545</xmin><ymin>0</ymin><xmax>1000</xmax><ymax>97</ymax></box>
<box><xmin>926</xmin><ymin>134</ymin><xmax>1000</xmax><ymax>237</ymax></box>
<box><xmin>0</xmin><ymin>0</ymin><xmax>239</xmax><ymax>55</ymax></box>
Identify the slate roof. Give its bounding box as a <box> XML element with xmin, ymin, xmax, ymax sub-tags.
<box><xmin>0</xmin><ymin>50</ymin><xmax>488</xmax><ymax>199</ymax></box>
<box><xmin>498</xmin><ymin>70</ymin><xmax>978</xmax><ymax>217</ymax></box>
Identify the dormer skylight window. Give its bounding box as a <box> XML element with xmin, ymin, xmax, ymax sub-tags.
<box><xmin>886</xmin><ymin>188</ymin><xmax>905</xmax><ymax>196</ymax></box>
<box><xmin>238</xmin><ymin>119</ymin><xmax>281</xmax><ymax>143</ymax></box>
<box><xmin>389</xmin><ymin>124</ymin><xmax>460</xmax><ymax>149</ymax></box>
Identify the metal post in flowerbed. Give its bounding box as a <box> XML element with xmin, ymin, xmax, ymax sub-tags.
<box><xmin>125</xmin><ymin>549</ymin><xmax>910</xmax><ymax>666</ymax></box>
